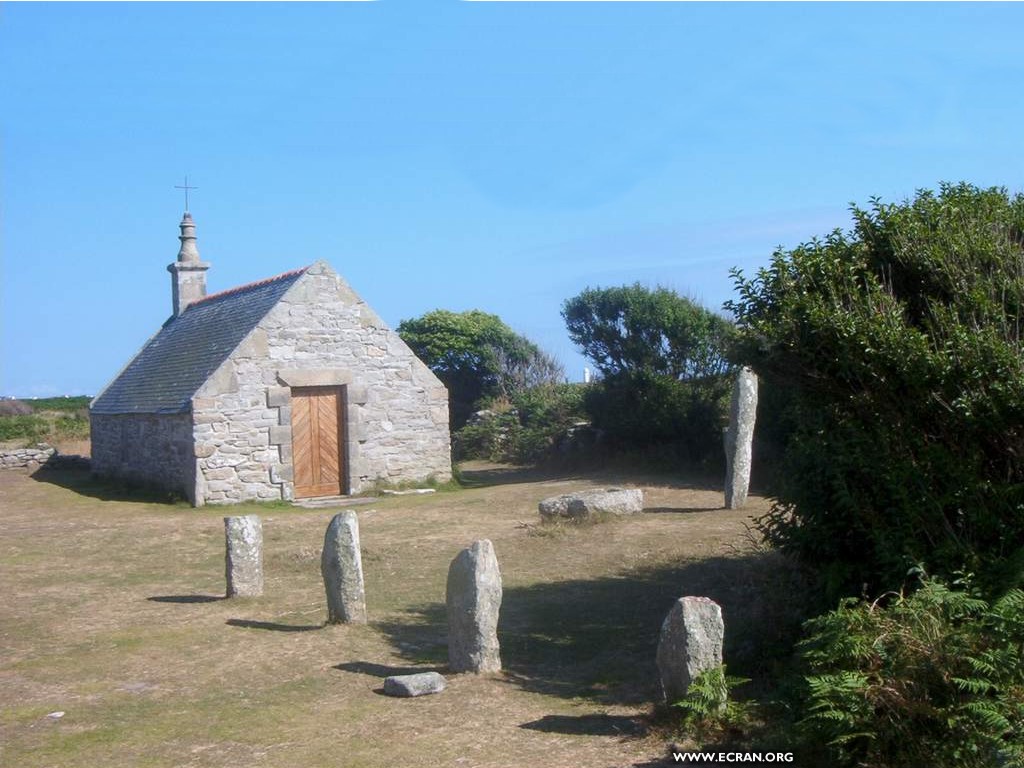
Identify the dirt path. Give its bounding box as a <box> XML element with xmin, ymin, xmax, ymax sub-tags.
<box><xmin>0</xmin><ymin>464</ymin><xmax>774</xmax><ymax>768</ymax></box>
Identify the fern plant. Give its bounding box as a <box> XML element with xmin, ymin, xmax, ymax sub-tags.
<box><xmin>671</xmin><ymin>665</ymin><xmax>753</xmax><ymax>743</ymax></box>
<box><xmin>798</xmin><ymin>579</ymin><xmax>1024</xmax><ymax>767</ymax></box>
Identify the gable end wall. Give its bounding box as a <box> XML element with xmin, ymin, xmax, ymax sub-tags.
<box><xmin>190</xmin><ymin>263</ymin><xmax>451</xmax><ymax>504</ymax></box>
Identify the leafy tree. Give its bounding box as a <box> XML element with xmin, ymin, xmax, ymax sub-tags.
<box><xmin>398</xmin><ymin>309</ymin><xmax>563</xmax><ymax>428</ymax></box>
<box><xmin>562</xmin><ymin>284</ymin><xmax>735</xmax><ymax>463</ymax></box>
<box><xmin>725</xmin><ymin>183</ymin><xmax>1024</xmax><ymax>596</ymax></box>
<box><xmin>563</xmin><ymin>284</ymin><xmax>733</xmax><ymax>382</ymax></box>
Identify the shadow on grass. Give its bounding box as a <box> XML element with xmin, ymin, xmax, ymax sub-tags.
<box><xmin>456</xmin><ymin>462</ymin><xmax>727</xmax><ymax>494</ymax></box>
<box><xmin>519</xmin><ymin>713</ymin><xmax>644</xmax><ymax>737</ymax></box>
<box><xmin>30</xmin><ymin>466</ymin><xmax>185</xmax><ymax>504</ymax></box>
<box><xmin>457</xmin><ymin>464</ymin><xmax>577</xmax><ymax>489</ymax></box>
<box><xmin>373</xmin><ymin>604</ymin><xmax>450</xmax><ymax>667</ymax></box>
<box><xmin>377</xmin><ymin>552</ymin><xmax>812</xmax><ymax>708</ymax></box>
<box><xmin>334</xmin><ymin>661</ymin><xmax>445</xmax><ymax>678</ymax></box>
<box><xmin>226</xmin><ymin>618</ymin><xmax>323</xmax><ymax>632</ymax></box>
<box><xmin>643</xmin><ymin>506</ymin><xmax>722</xmax><ymax>515</ymax></box>
<box><xmin>148</xmin><ymin>594</ymin><xmax>224</xmax><ymax>604</ymax></box>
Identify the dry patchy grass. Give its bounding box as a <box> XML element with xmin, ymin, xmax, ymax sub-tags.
<box><xmin>0</xmin><ymin>462</ymin><xmax>796</xmax><ymax>768</ymax></box>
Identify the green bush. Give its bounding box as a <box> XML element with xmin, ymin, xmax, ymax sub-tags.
<box><xmin>562</xmin><ymin>284</ymin><xmax>735</xmax><ymax>465</ymax></box>
<box><xmin>0</xmin><ymin>415</ymin><xmax>49</xmax><ymax>441</ymax></box>
<box><xmin>583</xmin><ymin>371</ymin><xmax>731</xmax><ymax>466</ymax></box>
<box><xmin>398</xmin><ymin>309</ymin><xmax>564</xmax><ymax>429</ymax></box>
<box><xmin>798</xmin><ymin>579</ymin><xmax>1024</xmax><ymax>767</ymax></box>
<box><xmin>55</xmin><ymin>414</ymin><xmax>90</xmax><ymax>439</ymax></box>
<box><xmin>454</xmin><ymin>383</ymin><xmax>588</xmax><ymax>464</ymax></box>
<box><xmin>28</xmin><ymin>396</ymin><xmax>91</xmax><ymax>413</ymax></box>
<box><xmin>726</xmin><ymin>183</ymin><xmax>1024</xmax><ymax>595</ymax></box>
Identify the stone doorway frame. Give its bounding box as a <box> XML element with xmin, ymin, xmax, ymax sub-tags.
<box><xmin>267</xmin><ymin>369</ymin><xmax>367</xmax><ymax>500</ymax></box>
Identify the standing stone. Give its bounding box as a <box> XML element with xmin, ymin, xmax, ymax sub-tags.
<box><xmin>321</xmin><ymin>510</ymin><xmax>367</xmax><ymax>624</ymax></box>
<box><xmin>656</xmin><ymin>596</ymin><xmax>724</xmax><ymax>703</ymax></box>
<box><xmin>224</xmin><ymin>515</ymin><xmax>263</xmax><ymax>597</ymax></box>
<box><xmin>446</xmin><ymin>539</ymin><xmax>502</xmax><ymax>673</ymax></box>
<box><xmin>724</xmin><ymin>367</ymin><xmax>758</xmax><ymax>509</ymax></box>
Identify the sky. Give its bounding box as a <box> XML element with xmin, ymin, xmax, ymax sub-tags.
<box><xmin>3</xmin><ymin>2</ymin><xmax>1024</xmax><ymax>397</ymax></box>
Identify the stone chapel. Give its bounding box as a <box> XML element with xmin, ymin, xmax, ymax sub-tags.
<box><xmin>90</xmin><ymin>212</ymin><xmax>452</xmax><ymax>505</ymax></box>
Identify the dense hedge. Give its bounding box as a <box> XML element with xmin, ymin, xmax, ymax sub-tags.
<box><xmin>726</xmin><ymin>183</ymin><xmax>1024</xmax><ymax>596</ymax></box>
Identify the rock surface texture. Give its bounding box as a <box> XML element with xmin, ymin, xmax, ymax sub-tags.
<box><xmin>724</xmin><ymin>367</ymin><xmax>758</xmax><ymax>509</ymax></box>
<box><xmin>656</xmin><ymin>596</ymin><xmax>725</xmax><ymax>703</ymax></box>
<box><xmin>383</xmin><ymin>672</ymin><xmax>447</xmax><ymax>698</ymax></box>
<box><xmin>321</xmin><ymin>511</ymin><xmax>367</xmax><ymax>624</ymax></box>
<box><xmin>538</xmin><ymin>488</ymin><xmax>644</xmax><ymax>521</ymax></box>
<box><xmin>224</xmin><ymin>515</ymin><xmax>263</xmax><ymax>597</ymax></box>
<box><xmin>446</xmin><ymin>539</ymin><xmax>502</xmax><ymax>673</ymax></box>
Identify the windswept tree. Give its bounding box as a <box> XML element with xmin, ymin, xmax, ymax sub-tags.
<box><xmin>563</xmin><ymin>284</ymin><xmax>733</xmax><ymax>382</ymax></box>
<box><xmin>398</xmin><ymin>309</ymin><xmax>563</xmax><ymax>428</ymax></box>
<box><xmin>562</xmin><ymin>284</ymin><xmax>735</xmax><ymax>462</ymax></box>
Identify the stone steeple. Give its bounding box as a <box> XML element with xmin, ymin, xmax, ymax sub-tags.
<box><xmin>168</xmin><ymin>212</ymin><xmax>210</xmax><ymax>317</ymax></box>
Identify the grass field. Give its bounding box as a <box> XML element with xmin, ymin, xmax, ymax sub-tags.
<box><xmin>0</xmin><ymin>462</ymin><xmax>798</xmax><ymax>768</ymax></box>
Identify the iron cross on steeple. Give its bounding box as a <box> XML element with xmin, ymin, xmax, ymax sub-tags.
<box><xmin>174</xmin><ymin>176</ymin><xmax>198</xmax><ymax>212</ymax></box>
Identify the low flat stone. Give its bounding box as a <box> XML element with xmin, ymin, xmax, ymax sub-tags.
<box><xmin>538</xmin><ymin>488</ymin><xmax>644</xmax><ymax>521</ymax></box>
<box><xmin>383</xmin><ymin>672</ymin><xmax>447</xmax><ymax>697</ymax></box>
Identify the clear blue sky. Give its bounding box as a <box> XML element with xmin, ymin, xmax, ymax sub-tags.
<box><xmin>3</xmin><ymin>2</ymin><xmax>1023</xmax><ymax>397</ymax></box>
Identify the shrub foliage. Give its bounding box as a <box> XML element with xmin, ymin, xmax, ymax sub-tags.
<box><xmin>725</xmin><ymin>183</ymin><xmax>1024</xmax><ymax>594</ymax></box>
<box><xmin>398</xmin><ymin>309</ymin><xmax>563</xmax><ymax>429</ymax></box>
<box><xmin>563</xmin><ymin>284</ymin><xmax>735</xmax><ymax>464</ymax></box>
<box><xmin>799</xmin><ymin>579</ymin><xmax>1024</xmax><ymax>768</ymax></box>
<box><xmin>454</xmin><ymin>383</ymin><xmax>587</xmax><ymax>464</ymax></box>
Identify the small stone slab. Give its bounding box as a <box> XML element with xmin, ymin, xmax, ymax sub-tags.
<box><xmin>538</xmin><ymin>488</ymin><xmax>644</xmax><ymax>521</ymax></box>
<box><xmin>383</xmin><ymin>672</ymin><xmax>447</xmax><ymax>697</ymax></box>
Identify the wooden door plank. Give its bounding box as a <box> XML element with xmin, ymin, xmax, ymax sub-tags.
<box><xmin>291</xmin><ymin>390</ymin><xmax>314</xmax><ymax>496</ymax></box>
<box><xmin>291</xmin><ymin>386</ymin><xmax>345</xmax><ymax>499</ymax></box>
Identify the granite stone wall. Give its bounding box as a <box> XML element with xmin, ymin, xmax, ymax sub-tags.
<box><xmin>0</xmin><ymin>445</ymin><xmax>56</xmax><ymax>468</ymax></box>
<box><xmin>190</xmin><ymin>262</ymin><xmax>452</xmax><ymax>504</ymax></box>
<box><xmin>90</xmin><ymin>412</ymin><xmax>196</xmax><ymax>501</ymax></box>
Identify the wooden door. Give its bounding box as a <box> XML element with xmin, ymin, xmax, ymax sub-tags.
<box><xmin>291</xmin><ymin>386</ymin><xmax>346</xmax><ymax>498</ymax></box>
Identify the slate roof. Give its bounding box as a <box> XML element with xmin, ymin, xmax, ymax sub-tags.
<box><xmin>91</xmin><ymin>268</ymin><xmax>308</xmax><ymax>415</ymax></box>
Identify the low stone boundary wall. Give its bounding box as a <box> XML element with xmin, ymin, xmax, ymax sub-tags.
<box><xmin>0</xmin><ymin>445</ymin><xmax>90</xmax><ymax>470</ymax></box>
